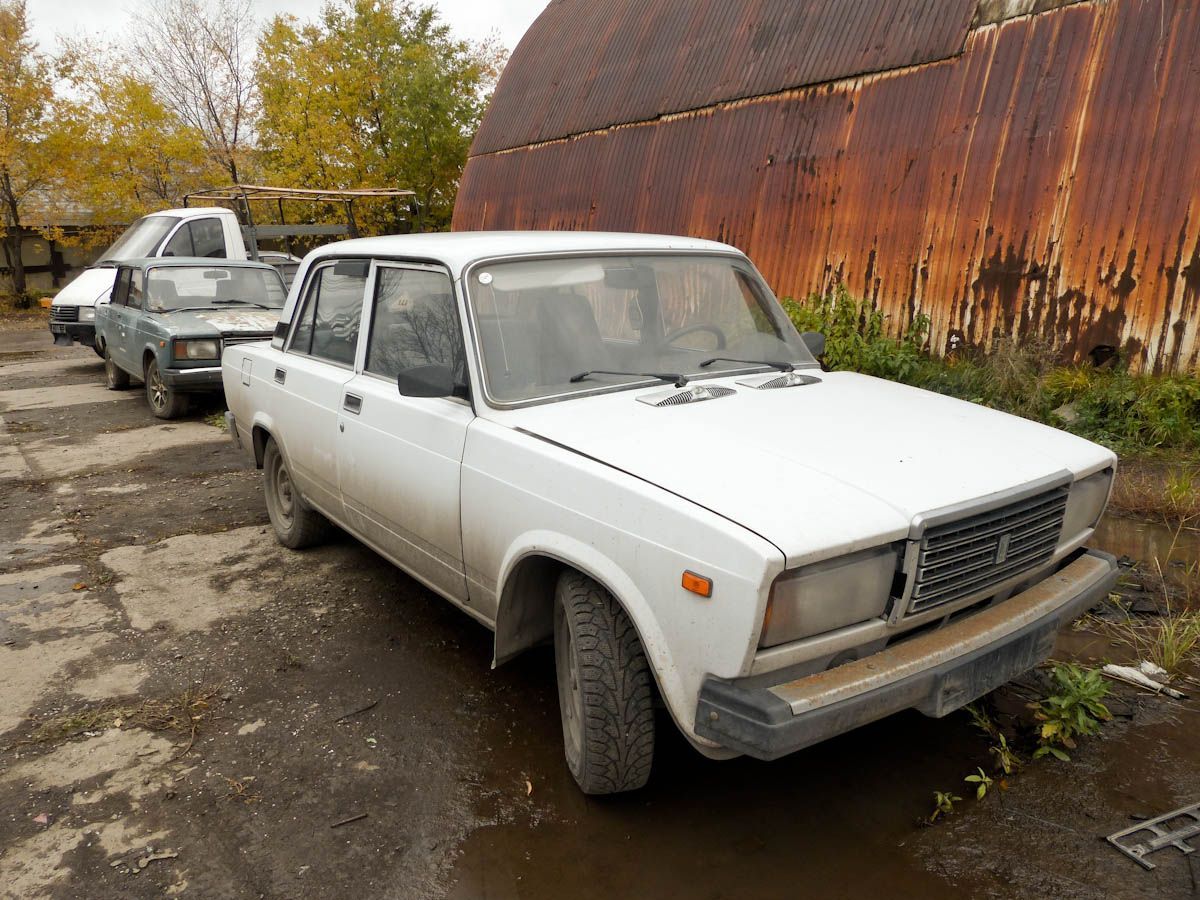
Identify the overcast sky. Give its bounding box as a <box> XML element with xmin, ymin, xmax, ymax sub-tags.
<box><xmin>26</xmin><ymin>0</ymin><xmax>549</xmax><ymax>54</ymax></box>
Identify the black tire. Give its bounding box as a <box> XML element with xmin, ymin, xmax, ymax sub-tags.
<box><xmin>144</xmin><ymin>357</ymin><xmax>189</xmax><ymax>419</ymax></box>
<box><xmin>262</xmin><ymin>437</ymin><xmax>331</xmax><ymax>550</ymax></box>
<box><xmin>554</xmin><ymin>570</ymin><xmax>655</xmax><ymax>794</ymax></box>
<box><xmin>103</xmin><ymin>345</ymin><xmax>131</xmax><ymax>390</ymax></box>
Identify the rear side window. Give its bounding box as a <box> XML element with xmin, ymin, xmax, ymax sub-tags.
<box><xmin>289</xmin><ymin>263</ymin><xmax>367</xmax><ymax>366</ymax></box>
<box><xmin>365</xmin><ymin>267</ymin><xmax>464</xmax><ymax>380</ymax></box>
<box><xmin>112</xmin><ymin>268</ymin><xmax>132</xmax><ymax>305</ymax></box>
<box><xmin>127</xmin><ymin>270</ymin><xmax>145</xmax><ymax>309</ymax></box>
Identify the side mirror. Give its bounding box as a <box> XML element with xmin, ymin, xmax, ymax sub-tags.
<box><xmin>397</xmin><ymin>364</ymin><xmax>455</xmax><ymax>398</ymax></box>
<box><xmin>801</xmin><ymin>331</ymin><xmax>826</xmax><ymax>358</ymax></box>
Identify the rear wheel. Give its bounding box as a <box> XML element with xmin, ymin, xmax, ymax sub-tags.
<box><xmin>103</xmin><ymin>345</ymin><xmax>130</xmax><ymax>390</ymax></box>
<box><xmin>554</xmin><ymin>571</ymin><xmax>656</xmax><ymax>794</ymax></box>
<box><xmin>145</xmin><ymin>358</ymin><xmax>189</xmax><ymax>419</ymax></box>
<box><xmin>263</xmin><ymin>437</ymin><xmax>330</xmax><ymax>549</ymax></box>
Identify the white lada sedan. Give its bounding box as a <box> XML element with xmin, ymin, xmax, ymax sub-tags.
<box><xmin>221</xmin><ymin>232</ymin><xmax>1119</xmax><ymax>794</ymax></box>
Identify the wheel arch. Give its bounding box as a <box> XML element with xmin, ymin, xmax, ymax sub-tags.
<box><xmin>249</xmin><ymin>414</ymin><xmax>284</xmax><ymax>470</ymax></box>
<box><xmin>491</xmin><ymin>536</ymin><xmax>689</xmax><ymax>736</ymax></box>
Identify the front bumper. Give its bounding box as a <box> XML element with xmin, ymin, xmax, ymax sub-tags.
<box><xmin>49</xmin><ymin>321</ymin><xmax>95</xmax><ymax>347</ymax></box>
<box><xmin>161</xmin><ymin>366</ymin><xmax>223</xmax><ymax>392</ymax></box>
<box><xmin>695</xmin><ymin>549</ymin><xmax>1119</xmax><ymax>760</ymax></box>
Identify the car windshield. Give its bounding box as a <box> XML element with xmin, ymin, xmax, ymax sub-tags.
<box><xmin>466</xmin><ymin>253</ymin><xmax>817</xmax><ymax>404</ymax></box>
<box><xmin>97</xmin><ymin>215</ymin><xmax>180</xmax><ymax>263</ymax></box>
<box><xmin>144</xmin><ymin>266</ymin><xmax>287</xmax><ymax>312</ymax></box>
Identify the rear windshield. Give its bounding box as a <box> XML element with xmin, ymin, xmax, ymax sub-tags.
<box><xmin>144</xmin><ymin>266</ymin><xmax>287</xmax><ymax>312</ymax></box>
<box><xmin>98</xmin><ymin>216</ymin><xmax>180</xmax><ymax>262</ymax></box>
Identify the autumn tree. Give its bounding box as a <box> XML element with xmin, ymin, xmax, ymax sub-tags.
<box><xmin>256</xmin><ymin>0</ymin><xmax>503</xmax><ymax>231</ymax></box>
<box><xmin>66</xmin><ymin>47</ymin><xmax>219</xmax><ymax>242</ymax></box>
<box><xmin>0</xmin><ymin>0</ymin><xmax>83</xmax><ymax>300</ymax></box>
<box><xmin>134</xmin><ymin>0</ymin><xmax>257</xmax><ymax>183</ymax></box>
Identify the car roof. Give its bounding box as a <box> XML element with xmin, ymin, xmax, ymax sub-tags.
<box><xmin>303</xmin><ymin>231</ymin><xmax>743</xmax><ymax>276</ymax></box>
<box><xmin>118</xmin><ymin>257</ymin><xmax>279</xmax><ymax>272</ymax></box>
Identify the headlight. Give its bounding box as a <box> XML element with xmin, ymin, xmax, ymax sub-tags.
<box><xmin>79</xmin><ymin>306</ymin><xmax>95</xmax><ymax>322</ymax></box>
<box><xmin>759</xmin><ymin>546</ymin><xmax>897</xmax><ymax>648</ymax></box>
<box><xmin>174</xmin><ymin>339</ymin><xmax>220</xmax><ymax>361</ymax></box>
<box><xmin>1060</xmin><ymin>468</ymin><xmax>1113</xmax><ymax>543</ymax></box>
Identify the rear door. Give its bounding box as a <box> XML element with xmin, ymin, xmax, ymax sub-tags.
<box><xmin>273</xmin><ymin>259</ymin><xmax>370</xmax><ymax>518</ymax></box>
<box><xmin>338</xmin><ymin>261</ymin><xmax>473</xmax><ymax>603</ymax></box>
<box><xmin>112</xmin><ymin>268</ymin><xmax>145</xmax><ymax>372</ymax></box>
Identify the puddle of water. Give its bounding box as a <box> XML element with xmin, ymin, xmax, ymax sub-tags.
<box><xmin>1093</xmin><ymin>514</ymin><xmax>1200</xmax><ymax>566</ymax></box>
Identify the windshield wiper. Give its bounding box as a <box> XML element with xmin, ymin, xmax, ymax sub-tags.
<box><xmin>699</xmin><ymin>356</ymin><xmax>796</xmax><ymax>372</ymax></box>
<box><xmin>211</xmin><ymin>299</ymin><xmax>274</xmax><ymax>309</ymax></box>
<box><xmin>570</xmin><ymin>369</ymin><xmax>690</xmax><ymax>388</ymax></box>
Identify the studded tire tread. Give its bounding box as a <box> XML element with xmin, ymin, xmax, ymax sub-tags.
<box><xmin>555</xmin><ymin>571</ymin><xmax>655</xmax><ymax>794</ymax></box>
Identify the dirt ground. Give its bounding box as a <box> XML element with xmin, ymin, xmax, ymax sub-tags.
<box><xmin>1</xmin><ymin>327</ymin><xmax>1197</xmax><ymax>900</ymax></box>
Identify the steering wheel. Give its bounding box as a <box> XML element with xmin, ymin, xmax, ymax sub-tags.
<box><xmin>663</xmin><ymin>323</ymin><xmax>727</xmax><ymax>350</ymax></box>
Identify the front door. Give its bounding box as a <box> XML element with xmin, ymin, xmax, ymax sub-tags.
<box><xmin>338</xmin><ymin>261</ymin><xmax>473</xmax><ymax>603</ymax></box>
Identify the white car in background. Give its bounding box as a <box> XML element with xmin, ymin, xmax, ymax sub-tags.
<box><xmin>221</xmin><ymin>231</ymin><xmax>1119</xmax><ymax>794</ymax></box>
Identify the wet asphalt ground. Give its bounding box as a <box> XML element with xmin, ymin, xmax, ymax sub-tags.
<box><xmin>0</xmin><ymin>326</ymin><xmax>1197</xmax><ymax>899</ymax></box>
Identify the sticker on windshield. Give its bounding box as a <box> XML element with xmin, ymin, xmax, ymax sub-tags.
<box><xmin>477</xmin><ymin>272</ymin><xmax>493</xmax><ymax>285</ymax></box>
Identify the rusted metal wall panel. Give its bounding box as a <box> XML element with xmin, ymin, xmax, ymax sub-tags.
<box><xmin>456</xmin><ymin>0</ymin><xmax>1200</xmax><ymax>372</ymax></box>
<box><xmin>472</xmin><ymin>0</ymin><xmax>978</xmax><ymax>156</ymax></box>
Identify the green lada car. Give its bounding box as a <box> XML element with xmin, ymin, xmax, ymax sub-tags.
<box><xmin>96</xmin><ymin>258</ymin><xmax>287</xmax><ymax>419</ymax></box>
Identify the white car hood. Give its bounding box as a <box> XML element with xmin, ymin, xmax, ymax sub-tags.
<box><xmin>495</xmin><ymin>371</ymin><xmax>1114</xmax><ymax>566</ymax></box>
<box><xmin>51</xmin><ymin>267</ymin><xmax>116</xmax><ymax>307</ymax></box>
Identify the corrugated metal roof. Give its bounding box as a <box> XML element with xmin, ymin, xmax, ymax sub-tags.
<box><xmin>472</xmin><ymin>0</ymin><xmax>978</xmax><ymax>155</ymax></box>
<box><xmin>456</xmin><ymin>0</ymin><xmax>1200</xmax><ymax>371</ymax></box>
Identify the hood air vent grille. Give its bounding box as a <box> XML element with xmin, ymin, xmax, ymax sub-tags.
<box><xmin>737</xmin><ymin>372</ymin><xmax>822</xmax><ymax>390</ymax></box>
<box><xmin>638</xmin><ymin>385</ymin><xmax>736</xmax><ymax>407</ymax></box>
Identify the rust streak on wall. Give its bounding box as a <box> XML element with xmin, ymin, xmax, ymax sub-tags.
<box><xmin>454</xmin><ymin>0</ymin><xmax>1200</xmax><ymax>372</ymax></box>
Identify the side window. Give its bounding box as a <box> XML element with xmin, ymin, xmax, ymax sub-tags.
<box><xmin>163</xmin><ymin>225</ymin><xmax>192</xmax><ymax>257</ymax></box>
<box><xmin>288</xmin><ymin>262</ymin><xmax>367</xmax><ymax>365</ymax></box>
<box><xmin>365</xmin><ymin>267</ymin><xmax>464</xmax><ymax>381</ymax></box>
<box><xmin>127</xmin><ymin>270</ymin><xmax>145</xmax><ymax>310</ymax></box>
<box><xmin>111</xmin><ymin>268</ymin><xmax>132</xmax><ymax>305</ymax></box>
<box><xmin>189</xmin><ymin>218</ymin><xmax>226</xmax><ymax>258</ymax></box>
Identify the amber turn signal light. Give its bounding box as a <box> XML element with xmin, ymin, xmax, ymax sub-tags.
<box><xmin>681</xmin><ymin>570</ymin><xmax>713</xmax><ymax>598</ymax></box>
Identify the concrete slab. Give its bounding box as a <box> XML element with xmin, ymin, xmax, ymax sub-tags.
<box><xmin>0</xmin><ymin>383</ymin><xmax>137</xmax><ymax>413</ymax></box>
<box><xmin>18</xmin><ymin>421</ymin><xmax>225</xmax><ymax>479</ymax></box>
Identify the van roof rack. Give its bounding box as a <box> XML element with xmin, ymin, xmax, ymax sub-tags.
<box><xmin>183</xmin><ymin>183</ymin><xmax>420</xmax><ymax>256</ymax></box>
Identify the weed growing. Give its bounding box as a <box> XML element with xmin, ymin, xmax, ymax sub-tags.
<box><xmin>1029</xmin><ymin>664</ymin><xmax>1112</xmax><ymax>761</ymax></box>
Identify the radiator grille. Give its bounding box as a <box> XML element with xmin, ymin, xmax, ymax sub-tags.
<box><xmin>907</xmin><ymin>486</ymin><xmax>1069</xmax><ymax>614</ymax></box>
<box><xmin>50</xmin><ymin>306</ymin><xmax>79</xmax><ymax>322</ymax></box>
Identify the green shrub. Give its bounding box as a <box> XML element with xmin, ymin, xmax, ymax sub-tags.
<box><xmin>782</xmin><ymin>286</ymin><xmax>929</xmax><ymax>382</ymax></box>
<box><xmin>782</xmin><ymin>285</ymin><xmax>1200</xmax><ymax>455</ymax></box>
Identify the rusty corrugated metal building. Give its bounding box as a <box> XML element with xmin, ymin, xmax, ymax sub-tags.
<box><xmin>453</xmin><ymin>0</ymin><xmax>1200</xmax><ymax>372</ymax></box>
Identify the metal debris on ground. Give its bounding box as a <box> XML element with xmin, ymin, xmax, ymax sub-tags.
<box><xmin>1107</xmin><ymin>802</ymin><xmax>1200</xmax><ymax>870</ymax></box>
<box><xmin>330</xmin><ymin>813</ymin><xmax>368</xmax><ymax>829</ymax></box>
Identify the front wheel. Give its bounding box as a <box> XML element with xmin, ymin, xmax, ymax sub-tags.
<box><xmin>103</xmin><ymin>345</ymin><xmax>130</xmax><ymax>390</ymax></box>
<box><xmin>262</xmin><ymin>437</ymin><xmax>330</xmax><ymax>549</ymax></box>
<box><xmin>554</xmin><ymin>571</ymin><xmax>656</xmax><ymax>794</ymax></box>
<box><xmin>144</xmin><ymin>357</ymin><xmax>189</xmax><ymax>419</ymax></box>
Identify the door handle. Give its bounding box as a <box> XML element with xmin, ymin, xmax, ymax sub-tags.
<box><xmin>274</xmin><ymin>367</ymin><xmax>286</xmax><ymax>384</ymax></box>
<box><xmin>343</xmin><ymin>393</ymin><xmax>362</xmax><ymax>414</ymax></box>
